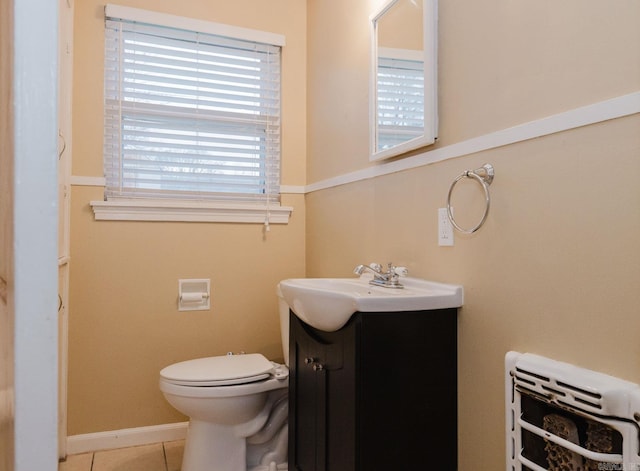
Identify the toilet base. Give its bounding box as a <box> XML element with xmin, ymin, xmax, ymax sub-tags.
<box><xmin>182</xmin><ymin>420</ymin><xmax>247</xmax><ymax>471</ymax></box>
<box><xmin>180</xmin><ymin>396</ymin><xmax>288</xmax><ymax>471</ymax></box>
<box><xmin>181</xmin><ymin>420</ymin><xmax>289</xmax><ymax>471</ymax></box>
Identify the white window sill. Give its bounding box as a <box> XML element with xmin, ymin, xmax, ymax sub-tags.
<box><xmin>90</xmin><ymin>199</ymin><xmax>293</xmax><ymax>224</ymax></box>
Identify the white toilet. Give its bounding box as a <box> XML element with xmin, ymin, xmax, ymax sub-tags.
<box><xmin>159</xmin><ymin>290</ymin><xmax>290</xmax><ymax>471</ymax></box>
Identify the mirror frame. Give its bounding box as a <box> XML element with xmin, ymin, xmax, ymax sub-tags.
<box><xmin>369</xmin><ymin>0</ymin><xmax>438</xmax><ymax>161</ymax></box>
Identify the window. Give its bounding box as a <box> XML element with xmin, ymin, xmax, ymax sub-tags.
<box><xmin>95</xmin><ymin>6</ymin><xmax>291</xmax><ymax>223</ymax></box>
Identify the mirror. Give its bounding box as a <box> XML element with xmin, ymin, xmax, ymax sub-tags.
<box><xmin>370</xmin><ymin>0</ymin><xmax>438</xmax><ymax>161</ymax></box>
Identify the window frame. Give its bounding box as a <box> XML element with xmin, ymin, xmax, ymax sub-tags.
<box><xmin>92</xmin><ymin>5</ymin><xmax>292</xmax><ymax>224</ymax></box>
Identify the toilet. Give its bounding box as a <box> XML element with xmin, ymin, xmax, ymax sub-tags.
<box><xmin>159</xmin><ymin>289</ymin><xmax>290</xmax><ymax>471</ymax></box>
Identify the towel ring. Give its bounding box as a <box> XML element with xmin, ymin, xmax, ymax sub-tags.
<box><xmin>446</xmin><ymin>163</ymin><xmax>494</xmax><ymax>234</ymax></box>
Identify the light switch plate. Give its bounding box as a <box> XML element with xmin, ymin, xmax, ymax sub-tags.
<box><xmin>438</xmin><ymin>208</ymin><xmax>454</xmax><ymax>246</ymax></box>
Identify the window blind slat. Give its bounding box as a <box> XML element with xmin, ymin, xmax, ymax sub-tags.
<box><xmin>114</xmin><ymin>92</ymin><xmax>274</xmax><ymax>116</ymax></box>
<box><xmin>116</xmin><ymin>40</ymin><xmax>279</xmax><ymax>70</ymax></box>
<box><xmin>104</xmin><ymin>14</ymin><xmax>281</xmax><ymax>201</ymax></box>
<box><xmin>105</xmin><ymin>101</ymin><xmax>280</xmax><ymax>127</ymax></box>
<box><xmin>111</xmin><ymin>64</ymin><xmax>280</xmax><ymax>96</ymax></box>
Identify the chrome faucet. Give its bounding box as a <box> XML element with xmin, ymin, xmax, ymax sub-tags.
<box><xmin>353</xmin><ymin>262</ymin><xmax>408</xmax><ymax>289</ymax></box>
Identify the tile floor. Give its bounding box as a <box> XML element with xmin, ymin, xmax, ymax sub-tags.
<box><xmin>58</xmin><ymin>440</ymin><xmax>184</xmax><ymax>471</ymax></box>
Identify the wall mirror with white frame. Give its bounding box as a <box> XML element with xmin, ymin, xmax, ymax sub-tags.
<box><xmin>370</xmin><ymin>0</ymin><xmax>438</xmax><ymax>161</ymax></box>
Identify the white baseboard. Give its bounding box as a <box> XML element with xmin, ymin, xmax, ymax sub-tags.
<box><xmin>66</xmin><ymin>422</ymin><xmax>188</xmax><ymax>456</ymax></box>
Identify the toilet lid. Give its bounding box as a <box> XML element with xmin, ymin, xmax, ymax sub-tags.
<box><xmin>160</xmin><ymin>353</ymin><xmax>276</xmax><ymax>387</ymax></box>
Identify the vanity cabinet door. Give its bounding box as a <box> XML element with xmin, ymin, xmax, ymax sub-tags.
<box><xmin>357</xmin><ymin>310</ymin><xmax>458</xmax><ymax>470</ymax></box>
<box><xmin>289</xmin><ymin>312</ymin><xmax>356</xmax><ymax>471</ymax></box>
<box><xmin>289</xmin><ymin>308</ymin><xmax>457</xmax><ymax>471</ymax></box>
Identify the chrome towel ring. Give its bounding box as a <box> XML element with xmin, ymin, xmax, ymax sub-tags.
<box><xmin>446</xmin><ymin>163</ymin><xmax>495</xmax><ymax>234</ymax></box>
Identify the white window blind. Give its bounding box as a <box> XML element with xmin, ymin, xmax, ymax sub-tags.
<box><xmin>377</xmin><ymin>55</ymin><xmax>425</xmax><ymax>151</ymax></box>
<box><xmin>104</xmin><ymin>9</ymin><xmax>282</xmax><ymax>203</ymax></box>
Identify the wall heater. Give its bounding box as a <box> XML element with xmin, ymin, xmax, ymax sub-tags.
<box><xmin>505</xmin><ymin>351</ymin><xmax>640</xmax><ymax>471</ymax></box>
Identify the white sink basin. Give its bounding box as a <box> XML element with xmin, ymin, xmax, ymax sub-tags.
<box><xmin>278</xmin><ymin>276</ymin><xmax>463</xmax><ymax>332</ymax></box>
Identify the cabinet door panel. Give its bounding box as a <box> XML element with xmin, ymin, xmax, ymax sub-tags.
<box><xmin>358</xmin><ymin>310</ymin><xmax>457</xmax><ymax>469</ymax></box>
<box><xmin>290</xmin><ymin>313</ymin><xmax>357</xmax><ymax>471</ymax></box>
<box><xmin>324</xmin><ymin>321</ymin><xmax>356</xmax><ymax>471</ymax></box>
<box><xmin>290</xmin><ymin>313</ymin><xmax>325</xmax><ymax>471</ymax></box>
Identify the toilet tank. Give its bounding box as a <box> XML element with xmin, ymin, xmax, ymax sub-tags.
<box><xmin>277</xmin><ymin>285</ymin><xmax>290</xmax><ymax>367</ymax></box>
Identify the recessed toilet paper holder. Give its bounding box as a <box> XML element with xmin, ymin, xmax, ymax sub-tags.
<box><xmin>178</xmin><ymin>279</ymin><xmax>211</xmax><ymax>311</ymax></box>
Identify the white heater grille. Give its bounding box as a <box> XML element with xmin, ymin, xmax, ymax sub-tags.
<box><xmin>505</xmin><ymin>352</ymin><xmax>640</xmax><ymax>471</ymax></box>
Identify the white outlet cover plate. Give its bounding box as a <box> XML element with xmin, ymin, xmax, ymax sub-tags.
<box><xmin>438</xmin><ymin>208</ymin><xmax>454</xmax><ymax>246</ymax></box>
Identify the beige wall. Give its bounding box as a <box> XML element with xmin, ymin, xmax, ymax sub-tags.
<box><xmin>69</xmin><ymin>0</ymin><xmax>306</xmax><ymax>435</ymax></box>
<box><xmin>306</xmin><ymin>0</ymin><xmax>640</xmax><ymax>470</ymax></box>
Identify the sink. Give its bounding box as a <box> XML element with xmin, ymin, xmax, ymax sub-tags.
<box><xmin>278</xmin><ymin>276</ymin><xmax>463</xmax><ymax>332</ymax></box>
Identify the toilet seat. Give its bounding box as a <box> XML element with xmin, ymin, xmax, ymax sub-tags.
<box><xmin>160</xmin><ymin>353</ymin><xmax>276</xmax><ymax>387</ymax></box>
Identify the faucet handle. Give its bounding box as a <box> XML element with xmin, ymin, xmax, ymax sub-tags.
<box><xmin>369</xmin><ymin>263</ymin><xmax>382</xmax><ymax>272</ymax></box>
<box><xmin>393</xmin><ymin>266</ymin><xmax>408</xmax><ymax>277</ymax></box>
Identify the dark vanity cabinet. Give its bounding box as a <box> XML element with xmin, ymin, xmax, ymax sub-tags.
<box><xmin>288</xmin><ymin>308</ymin><xmax>458</xmax><ymax>471</ymax></box>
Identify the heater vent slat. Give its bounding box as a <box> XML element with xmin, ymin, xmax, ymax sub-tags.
<box><xmin>517</xmin><ymin>453</ymin><xmax>548</xmax><ymax>471</ymax></box>
<box><xmin>514</xmin><ymin>367</ymin><xmax>605</xmax><ymax>413</ymax></box>
<box><xmin>566</xmin><ymin>397</ymin><xmax>603</xmax><ymax>410</ymax></box>
<box><xmin>557</xmin><ymin>380</ymin><xmax>602</xmax><ymax>400</ymax></box>
<box><xmin>515</xmin><ymin>385</ymin><xmax>551</xmax><ymax>403</ymax></box>
<box><xmin>541</xmin><ymin>385</ymin><xmax>567</xmax><ymax>397</ymax></box>
<box><xmin>514</xmin><ymin>374</ymin><xmax>537</xmax><ymax>387</ymax></box>
<box><xmin>516</xmin><ymin>367</ymin><xmax>550</xmax><ymax>383</ymax></box>
<box><xmin>518</xmin><ymin>418</ymin><xmax>624</xmax><ymax>463</ymax></box>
